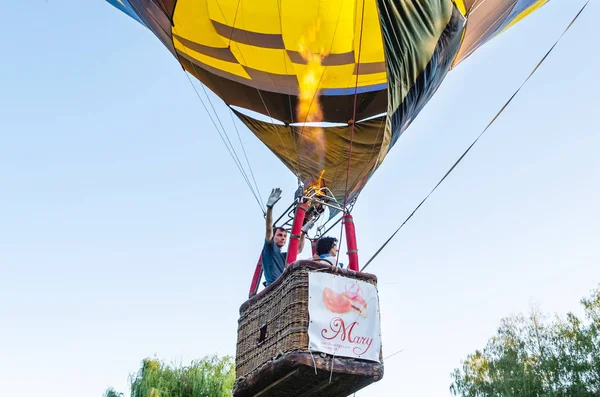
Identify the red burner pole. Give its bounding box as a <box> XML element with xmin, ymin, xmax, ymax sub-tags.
<box><xmin>286</xmin><ymin>203</ymin><xmax>308</xmax><ymax>264</ymax></box>
<box><xmin>344</xmin><ymin>214</ymin><xmax>359</xmax><ymax>271</ymax></box>
<box><xmin>311</xmin><ymin>239</ymin><xmax>318</xmax><ymax>257</ymax></box>
<box><xmin>249</xmin><ymin>254</ymin><xmax>263</xmax><ymax>298</ymax></box>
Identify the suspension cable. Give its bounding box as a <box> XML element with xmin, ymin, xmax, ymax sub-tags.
<box><xmin>229</xmin><ymin>107</ymin><xmax>265</xmax><ymax>213</ymax></box>
<box><xmin>361</xmin><ymin>0</ymin><xmax>590</xmax><ymax>272</ymax></box>
<box><xmin>335</xmin><ymin>0</ymin><xmax>368</xmax><ymax>265</ymax></box>
<box><xmin>182</xmin><ymin>73</ymin><xmax>265</xmax><ymax>212</ymax></box>
<box><xmin>212</xmin><ymin>2</ymin><xmax>300</xmax><ymax>178</ymax></box>
<box><xmin>124</xmin><ymin>7</ymin><xmax>263</xmax><ymax>211</ymax></box>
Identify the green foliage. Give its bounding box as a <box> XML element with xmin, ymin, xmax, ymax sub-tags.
<box><xmin>102</xmin><ymin>387</ymin><xmax>123</xmax><ymax>397</ymax></box>
<box><xmin>103</xmin><ymin>355</ymin><xmax>234</xmax><ymax>397</ymax></box>
<box><xmin>129</xmin><ymin>355</ymin><xmax>235</xmax><ymax>397</ymax></box>
<box><xmin>451</xmin><ymin>285</ymin><xmax>600</xmax><ymax>397</ymax></box>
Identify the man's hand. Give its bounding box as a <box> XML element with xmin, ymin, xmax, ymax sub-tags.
<box><xmin>298</xmin><ymin>217</ymin><xmax>315</xmax><ymax>253</ymax></box>
<box><xmin>266</xmin><ymin>188</ymin><xmax>282</xmax><ymax>208</ymax></box>
<box><xmin>302</xmin><ymin>218</ymin><xmax>316</xmax><ymax>234</ymax></box>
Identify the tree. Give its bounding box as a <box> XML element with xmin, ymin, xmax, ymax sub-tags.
<box><xmin>102</xmin><ymin>387</ymin><xmax>123</xmax><ymax>397</ymax></box>
<box><xmin>103</xmin><ymin>355</ymin><xmax>235</xmax><ymax>397</ymax></box>
<box><xmin>450</xmin><ymin>285</ymin><xmax>600</xmax><ymax>397</ymax></box>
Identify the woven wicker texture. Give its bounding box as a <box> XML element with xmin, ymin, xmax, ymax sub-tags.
<box><xmin>234</xmin><ymin>261</ymin><xmax>382</xmax><ymax>396</ymax></box>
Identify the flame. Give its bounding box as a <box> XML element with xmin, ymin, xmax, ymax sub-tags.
<box><xmin>297</xmin><ymin>22</ymin><xmax>329</xmax><ymax>188</ymax></box>
<box><xmin>304</xmin><ymin>169</ymin><xmax>326</xmax><ymax>200</ymax></box>
<box><xmin>297</xmin><ymin>22</ymin><xmax>327</xmax><ymax>124</ymax></box>
<box><xmin>309</xmin><ymin>170</ymin><xmax>326</xmax><ymax>191</ymax></box>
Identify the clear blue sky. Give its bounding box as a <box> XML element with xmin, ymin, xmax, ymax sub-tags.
<box><xmin>1</xmin><ymin>1</ymin><xmax>598</xmax><ymax>396</ymax></box>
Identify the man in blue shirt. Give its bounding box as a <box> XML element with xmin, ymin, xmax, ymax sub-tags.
<box><xmin>262</xmin><ymin>188</ymin><xmax>313</xmax><ymax>286</ymax></box>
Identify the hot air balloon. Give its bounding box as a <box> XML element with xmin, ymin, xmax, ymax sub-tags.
<box><xmin>106</xmin><ymin>0</ymin><xmax>550</xmax><ymax>395</ymax></box>
<box><xmin>106</xmin><ymin>0</ymin><xmax>547</xmax><ymax>203</ymax></box>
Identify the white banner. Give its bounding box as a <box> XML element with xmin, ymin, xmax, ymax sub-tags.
<box><xmin>307</xmin><ymin>272</ymin><xmax>382</xmax><ymax>362</ymax></box>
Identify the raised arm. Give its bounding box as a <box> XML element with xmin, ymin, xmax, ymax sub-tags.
<box><xmin>265</xmin><ymin>188</ymin><xmax>282</xmax><ymax>241</ymax></box>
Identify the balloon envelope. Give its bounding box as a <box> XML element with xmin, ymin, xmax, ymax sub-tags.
<box><xmin>107</xmin><ymin>0</ymin><xmax>548</xmax><ymax>202</ymax></box>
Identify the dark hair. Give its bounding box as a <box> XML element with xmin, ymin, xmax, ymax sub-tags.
<box><xmin>316</xmin><ymin>237</ymin><xmax>338</xmax><ymax>256</ymax></box>
<box><xmin>274</xmin><ymin>227</ymin><xmax>287</xmax><ymax>235</ymax></box>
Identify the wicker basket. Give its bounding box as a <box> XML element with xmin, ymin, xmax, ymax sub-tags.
<box><xmin>233</xmin><ymin>260</ymin><xmax>384</xmax><ymax>397</ymax></box>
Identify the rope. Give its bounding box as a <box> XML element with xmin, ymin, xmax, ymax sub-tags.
<box><xmin>212</xmin><ymin>3</ymin><xmax>300</xmax><ymax>177</ymax></box>
<box><xmin>227</xmin><ymin>0</ymin><xmax>242</xmax><ymax>47</ymax></box>
<box><xmin>361</xmin><ymin>0</ymin><xmax>590</xmax><ymax>272</ymax></box>
<box><xmin>307</xmin><ymin>349</ymin><xmax>318</xmax><ymax>375</ymax></box>
<box><xmin>329</xmin><ymin>348</ymin><xmax>339</xmax><ymax>383</ymax></box>
<box><xmin>384</xmin><ymin>349</ymin><xmax>405</xmax><ymax>360</ymax></box>
<box><xmin>336</xmin><ymin>0</ymin><xmax>368</xmax><ymax>266</ymax></box>
<box><xmin>172</xmin><ymin>19</ymin><xmax>265</xmax><ymax>213</ymax></box>
<box><xmin>129</xmin><ymin>10</ymin><xmax>262</xmax><ymax>211</ymax></box>
<box><xmin>196</xmin><ymin>80</ymin><xmax>256</xmax><ymax>184</ymax></box>
<box><xmin>182</xmin><ymin>68</ymin><xmax>265</xmax><ymax>213</ymax></box>
<box><xmin>229</xmin><ymin>108</ymin><xmax>265</xmax><ymax>214</ymax></box>
<box><xmin>342</xmin><ymin>1</ymin><xmax>367</xmax><ymax>207</ymax></box>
